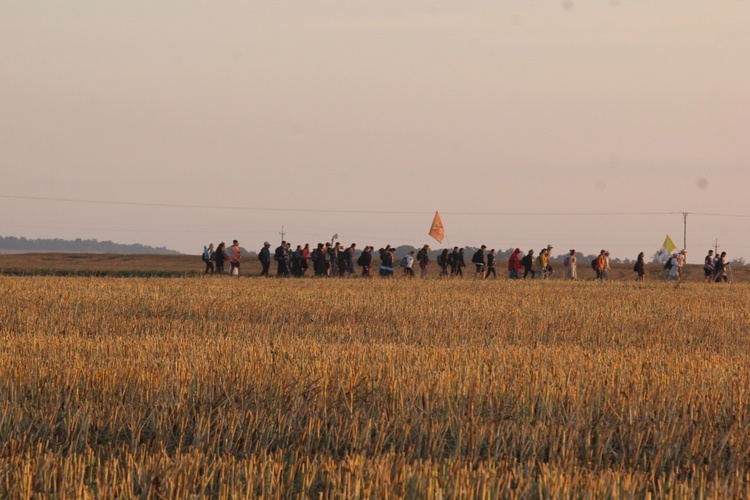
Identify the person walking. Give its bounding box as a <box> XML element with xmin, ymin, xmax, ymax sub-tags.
<box><xmin>485</xmin><ymin>249</ymin><xmax>497</xmax><ymax>279</ymax></box>
<box><xmin>381</xmin><ymin>247</ymin><xmax>395</xmax><ymax>277</ymax></box>
<box><xmin>203</xmin><ymin>244</ymin><xmax>215</xmax><ymax>274</ymax></box>
<box><xmin>472</xmin><ymin>245</ymin><xmax>487</xmax><ymax>279</ymax></box>
<box><xmin>544</xmin><ymin>245</ymin><xmax>555</xmax><ymax>278</ymax></box>
<box><xmin>291</xmin><ymin>245</ymin><xmax>303</xmax><ymax>276</ymax></box>
<box><xmin>300</xmin><ymin>243</ymin><xmax>310</xmax><ymax>276</ymax></box>
<box><xmin>714</xmin><ymin>251</ymin><xmax>728</xmax><ymax>282</ymax></box>
<box><xmin>564</xmin><ymin>249</ymin><xmax>577</xmax><ymax>280</ymax></box>
<box><xmin>213</xmin><ymin>242</ymin><xmax>227</xmax><ymax>274</ymax></box>
<box><xmin>666</xmin><ymin>252</ymin><xmax>680</xmax><ymax>281</ymax></box>
<box><xmin>537</xmin><ymin>248</ymin><xmax>550</xmax><ymax>279</ymax></box>
<box><xmin>508</xmin><ymin>248</ymin><xmax>523</xmax><ymax>279</ymax></box>
<box><xmin>438</xmin><ymin>249</ymin><xmax>450</xmax><ymax>277</ymax></box>
<box><xmin>521</xmin><ymin>249</ymin><xmax>535</xmax><ymax>279</ymax></box>
<box><xmin>258</xmin><ymin>242</ymin><xmax>272</xmax><ymax>277</ymax></box>
<box><xmin>703</xmin><ymin>250</ymin><xmax>715</xmax><ymax>283</ymax></box>
<box><xmin>346</xmin><ymin>243</ymin><xmax>357</xmax><ymax>276</ymax></box>
<box><xmin>594</xmin><ymin>250</ymin><xmax>606</xmax><ymax>281</ymax></box>
<box><xmin>634</xmin><ymin>252</ymin><xmax>646</xmax><ymax>281</ymax></box>
<box><xmin>417</xmin><ymin>244</ymin><xmax>430</xmax><ymax>278</ymax></box>
<box><xmin>455</xmin><ymin>248</ymin><xmax>466</xmax><ymax>278</ymax></box>
<box><xmin>275</xmin><ymin>241</ymin><xmax>290</xmax><ymax>277</ymax></box>
<box><xmin>401</xmin><ymin>250</ymin><xmax>415</xmax><ymax>277</ymax></box>
<box><xmin>602</xmin><ymin>251</ymin><xmax>611</xmax><ymax>280</ymax></box>
<box><xmin>313</xmin><ymin>243</ymin><xmax>327</xmax><ymax>276</ymax></box>
<box><xmin>677</xmin><ymin>249</ymin><xmax>687</xmax><ymax>278</ymax></box>
<box><xmin>228</xmin><ymin>240</ymin><xmax>241</xmax><ymax>276</ymax></box>
<box><xmin>449</xmin><ymin>247</ymin><xmax>458</xmax><ymax>277</ymax></box>
<box><xmin>358</xmin><ymin>246</ymin><xmax>373</xmax><ymax>277</ymax></box>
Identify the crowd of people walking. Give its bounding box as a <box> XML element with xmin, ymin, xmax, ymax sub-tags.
<box><xmin>201</xmin><ymin>240</ymin><xmax>733</xmax><ymax>283</ymax></box>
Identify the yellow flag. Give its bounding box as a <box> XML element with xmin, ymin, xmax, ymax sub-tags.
<box><xmin>428</xmin><ymin>211</ymin><xmax>445</xmax><ymax>243</ymax></box>
<box><xmin>657</xmin><ymin>234</ymin><xmax>677</xmax><ymax>261</ymax></box>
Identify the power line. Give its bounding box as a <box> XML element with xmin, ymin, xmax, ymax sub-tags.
<box><xmin>0</xmin><ymin>194</ymin><xmax>697</xmax><ymax>217</ymax></box>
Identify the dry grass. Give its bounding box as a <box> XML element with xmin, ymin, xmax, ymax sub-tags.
<box><xmin>1</xmin><ymin>277</ymin><xmax>749</xmax><ymax>497</ymax></box>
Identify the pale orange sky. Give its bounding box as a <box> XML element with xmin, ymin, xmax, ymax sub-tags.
<box><xmin>1</xmin><ymin>1</ymin><xmax>749</xmax><ymax>261</ymax></box>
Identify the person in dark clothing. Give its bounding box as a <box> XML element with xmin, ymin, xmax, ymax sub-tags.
<box><xmin>358</xmin><ymin>246</ymin><xmax>373</xmax><ymax>277</ymax></box>
<box><xmin>455</xmin><ymin>248</ymin><xmax>466</xmax><ymax>278</ymax></box>
<box><xmin>381</xmin><ymin>247</ymin><xmax>395</xmax><ymax>277</ymax></box>
<box><xmin>634</xmin><ymin>252</ymin><xmax>646</xmax><ymax>281</ymax></box>
<box><xmin>275</xmin><ymin>241</ymin><xmax>290</xmax><ymax>277</ymax></box>
<box><xmin>703</xmin><ymin>250</ymin><xmax>715</xmax><ymax>283</ymax></box>
<box><xmin>213</xmin><ymin>242</ymin><xmax>227</xmax><ymax>274</ymax></box>
<box><xmin>485</xmin><ymin>249</ymin><xmax>497</xmax><ymax>279</ymax></box>
<box><xmin>313</xmin><ymin>243</ymin><xmax>327</xmax><ymax>276</ymax></box>
<box><xmin>337</xmin><ymin>244</ymin><xmax>348</xmax><ymax>277</ymax></box>
<box><xmin>714</xmin><ymin>252</ymin><xmax>728</xmax><ymax>282</ymax></box>
<box><xmin>522</xmin><ymin>249</ymin><xmax>535</xmax><ymax>279</ymax></box>
<box><xmin>438</xmin><ymin>249</ymin><xmax>450</xmax><ymax>277</ymax></box>
<box><xmin>258</xmin><ymin>242</ymin><xmax>272</xmax><ymax>276</ymax></box>
<box><xmin>417</xmin><ymin>244</ymin><xmax>430</xmax><ymax>278</ymax></box>
<box><xmin>346</xmin><ymin>244</ymin><xmax>357</xmax><ymax>276</ymax></box>
<box><xmin>472</xmin><ymin>245</ymin><xmax>487</xmax><ymax>279</ymax></box>
<box><xmin>291</xmin><ymin>245</ymin><xmax>303</xmax><ymax>276</ymax></box>
<box><xmin>449</xmin><ymin>247</ymin><xmax>460</xmax><ymax>276</ymax></box>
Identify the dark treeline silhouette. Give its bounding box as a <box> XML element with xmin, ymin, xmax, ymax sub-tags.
<box><xmin>0</xmin><ymin>236</ymin><xmax>179</xmax><ymax>255</ymax></box>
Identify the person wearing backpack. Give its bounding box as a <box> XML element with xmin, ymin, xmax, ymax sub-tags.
<box><xmin>521</xmin><ymin>249</ymin><xmax>535</xmax><ymax>279</ymax></box>
<box><xmin>564</xmin><ymin>249</ymin><xmax>577</xmax><ymax>280</ymax></box>
<box><xmin>202</xmin><ymin>244</ymin><xmax>215</xmax><ymax>274</ymax></box>
<box><xmin>401</xmin><ymin>250</ymin><xmax>415</xmax><ymax>277</ymax></box>
<box><xmin>594</xmin><ymin>250</ymin><xmax>606</xmax><ymax>281</ymax></box>
<box><xmin>472</xmin><ymin>245</ymin><xmax>487</xmax><ymax>279</ymax></box>
<box><xmin>258</xmin><ymin>242</ymin><xmax>272</xmax><ymax>277</ymax></box>
<box><xmin>228</xmin><ymin>240</ymin><xmax>241</xmax><ymax>276</ymax></box>
<box><xmin>358</xmin><ymin>246</ymin><xmax>373</xmax><ymax>277</ymax></box>
<box><xmin>665</xmin><ymin>252</ymin><xmax>680</xmax><ymax>281</ymax></box>
<box><xmin>456</xmin><ymin>248</ymin><xmax>466</xmax><ymax>278</ymax></box>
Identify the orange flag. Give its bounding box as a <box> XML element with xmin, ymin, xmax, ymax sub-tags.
<box><xmin>428</xmin><ymin>211</ymin><xmax>445</xmax><ymax>243</ymax></box>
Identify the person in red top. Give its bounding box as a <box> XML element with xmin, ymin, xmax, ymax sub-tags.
<box><xmin>229</xmin><ymin>240</ymin><xmax>241</xmax><ymax>276</ymax></box>
<box><xmin>508</xmin><ymin>248</ymin><xmax>523</xmax><ymax>280</ymax></box>
<box><xmin>300</xmin><ymin>243</ymin><xmax>310</xmax><ymax>276</ymax></box>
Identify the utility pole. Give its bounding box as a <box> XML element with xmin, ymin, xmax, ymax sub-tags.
<box><xmin>714</xmin><ymin>238</ymin><xmax>720</xmax><ymax>256</ymax></box>
<box><xmin>682</xmin><ymin>212</ymin><xmax>688</xmax><ymax>250</ymax></box>
<box><xmin>279</xmin><ymin>225</ymin><xmax>286</xmax><ymax>243</ymax></box>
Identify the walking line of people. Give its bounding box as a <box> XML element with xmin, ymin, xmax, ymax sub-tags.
<box><xmin>201</xmin><ymin>241</ymin><xmax>733</xmax><ymax>283</ymax></box>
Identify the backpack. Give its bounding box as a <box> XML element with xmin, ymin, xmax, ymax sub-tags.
<box><xmin>274</xmin><ymin>247</ymin><xmax>284</xmax><ymax>261</ymax></box>
<box><xmin>202</xmin><ymin>251</ymin><xmax>209</xmax><ymax>263</ymax></box>
<box><xmin>664</xmin><ymin>259</ymin><xmax>673</xmax><ymax>270</ymax></box>
<box><xmin>591</xmin><ymin>259</ymin><xmax>597</xmax><ymax>270</ymax></box>
<box><xmin>521</xmin><ymin>255</ymin><xmax>532</xmax><ymax>268</ymax></box>
<box><xmin>472</xmin><ymin>250</ymin><xmax>483</xmax><ymax>264</ymax></box>
<box><xmin>416</xmin><ymin>249</ymin><xmax>425</xmax><ymax>262</ymax></box>
<box><xmin>563</xmin><ymin>256</ymin><xmax>570</xmax><ymax>267</ymax></box>
<box><xmin>357</xmin><ymin>254</ymin><xmax>365</xmax><ymax>267</ymax></box>
<box><xmin>401</xmin><ymin>256</ymin><xmax>409</xmax><ymax>268</ymax></box>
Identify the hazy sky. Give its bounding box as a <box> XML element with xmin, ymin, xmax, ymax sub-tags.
<box><xmin>2</xmin><ymin>1</ymin><xmax>749</xmax><ymax>261</ymax></box>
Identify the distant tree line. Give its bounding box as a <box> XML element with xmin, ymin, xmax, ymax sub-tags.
<box><xmin>0</xmin><ymin>236</ymin><xmax>180</xmax><ymax>255</ymax></box>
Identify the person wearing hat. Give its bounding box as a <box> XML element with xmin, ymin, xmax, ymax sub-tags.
<box><xmin>545</xmin><ymin>244</ymin><xmax>555</xmax><ymax>279</ymax></box>
<box><xmin>258</xmin><ymin>242</ymin><xmax>272</xmax><ymax>276</ymax></box>
<box><xmin>564</xmin><ymin>249</ymin><xmax>577</xmax><ymax>280</ymax></box>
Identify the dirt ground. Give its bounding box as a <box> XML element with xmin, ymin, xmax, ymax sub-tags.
<box><xmin>0</xmin><ymin>253</ymin><xmax>746</xmax><ymax>282</ymax></box>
